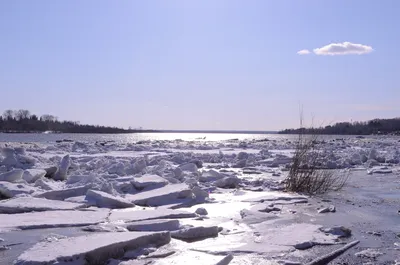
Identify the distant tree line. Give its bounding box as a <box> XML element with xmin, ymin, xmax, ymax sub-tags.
<box><xmin>279</xmin><ymin>118</ymin><xmax>400</xmax><ymax>135</ymax></box>
<box><xmin>0</xmin><ymin>109</ymin><xmax>153</xmax><ymax>134</ymax></box>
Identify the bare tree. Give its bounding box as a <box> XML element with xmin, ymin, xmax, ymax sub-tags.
<box><xmin>40</xmin><ymin>114</ymin><xmax>57</xmax><ymax>122</ymax></box>
<box><xmin>15</xmin><ymin>109</ymin><xmax>31</xmax><ymax>120</ymax></box>
<box><xmin>3</xmin><ymin>110</ymin><xmax>15</xmax><ymax>120</ymax></box>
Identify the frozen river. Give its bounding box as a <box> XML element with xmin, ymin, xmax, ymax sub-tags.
<box><xmin>0</xmin><ymin>133</ymin><xmax>399</xmax><ymax>264</ymax></box>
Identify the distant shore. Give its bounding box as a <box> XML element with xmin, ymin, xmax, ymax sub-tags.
<box><xmin>279</xmin><ymin>117</ymin><xmax>400</xmax><ymax>136</ymax></box>
<box><xmin>0</xmin><ymin>130</ymin><xmax>159</xmax><ymax>134</ymax></box>
<box><xmin>0</xmin><ymin>130</ymin><xmax>276</xmax><ymax>135</ymax></box>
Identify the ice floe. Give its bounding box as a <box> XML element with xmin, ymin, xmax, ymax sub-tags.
<box><xmin>14</xmin><ymin>231</ymin><xmax>171</xmax><ymax>265</ymax></box>
<box><xmin>85</xmin><ymin>189</ymin><xmax>135</xmax><ymax>209</ymax></box>
<box><xmin>0</xmin><ymin>209</ymin><xmax>109</xmax><ymax>231</ymax></box>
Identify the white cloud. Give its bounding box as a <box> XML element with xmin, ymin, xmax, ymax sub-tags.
<box><xmin>313</xmin><ymin>42</ymin><xmax>373</xmax><ymax>55</ymax></box>
<box><xmin>297</xmin><ymin>49</ymin><xmax>311</xmax><ymax>55</ymax></box>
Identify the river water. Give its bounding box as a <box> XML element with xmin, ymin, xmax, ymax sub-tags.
<box><xmin>0</xmin><ymin>132</ymin><xmax>370</xmax><ymax>144</ymax></box>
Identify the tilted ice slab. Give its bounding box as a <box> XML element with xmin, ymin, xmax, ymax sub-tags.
<box><xmin>0</xmin><ymin>169</ymin><xmax>24</xmax><ymax>182</ymax></box>
<box><xmin>53</xmin><ymin>154</ymin><xmax>71</xmax><ymax>181</ymax></box>
<box><xmin>0</xmin><ymin>181</ymin><xmax>37</xmax><ymax>198</ymax></box>
<box><xmin>109</xmin><ymin>208</ymin><xmax>196</xmax><ymax>222</ymax></box>
<box><xmin>35</xmin><ymin>185</ymin><xmax>92</xmax><ymax>200</ymax></box>
<box><xmin>85</xmin><ymin>189</ymin><xmax>135</xmax><ymax>209</ymax></box>
<box><xmin>14</xmin><ymin>231</ymin><xmax>171</xmax><ymax>265</ymax></box>
<box><xmin>0</xmin><ymin>197</ymin><xmax>85</xmax><ymax>214</ymax></box>
<box><xmin>0</xmin><ymin>209</ymin><xmax>109</xmax><ymax>231</ymax></box>
<box><xmin>131</xmin><ymin>174</ymin><xmax>168</xmax><ymax>190</ymax></box>
<box><xmin>22</xmin><ymin>169</ymin><xmax>46</xmax><ymax>183</ymax></box>
<box><xmin>126</xmin><ymin>183</ymin><xmax>193</xmax><ymax>207</ymax></box>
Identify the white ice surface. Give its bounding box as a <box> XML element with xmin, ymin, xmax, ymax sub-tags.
<box><xmin>85</xmin><ymin>189</ymin><xmax>134</xmax><ymax>209</ymax></box>
<box><xmin>0</xmin><ymin>197</ymin><xmax>85</xmax><ymax>214</ymax></box>
<box><xmin>126</xmin><ymin>184</ymin><xmax>193</xmax><ymax>206</ymax></box>
<box><xmin>0</xmin><ymin>209</ymin><xmax>109</xmax><ymax>232</ymax></box>
<box><xmin>35</xmin><ymin>185</ymin><xmax>92</xmax><ymax>200</ymax></box>
<box><xmin>14</xmin><ymin>231</ymin><xmax>171</xmax><ymax>265</ymax></box>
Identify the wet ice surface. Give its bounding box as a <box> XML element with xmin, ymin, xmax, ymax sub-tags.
<box><xmin>0</xmin><ymin>134</ymin><xmax>400</xmax><ymax>264</ymax></box>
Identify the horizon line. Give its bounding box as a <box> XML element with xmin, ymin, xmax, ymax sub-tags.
<box><xmin>151</xmin><ymin>129</ymin><xmax>278</xmax><ymax>134</ymax></box>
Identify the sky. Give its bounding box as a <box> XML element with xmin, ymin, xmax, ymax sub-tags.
<box><xmin>1</xmin><ymin>0</ymin><xmax>400</xmax><ymax>131</ymax></box>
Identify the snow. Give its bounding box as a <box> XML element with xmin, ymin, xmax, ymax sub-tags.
<box><xmin>85</xmin><ymin>189</ymin><xmax>135</xmax><ymax>209</ymax></box>
<box><xmin>14</xmin><ymin>231</ymin><xmax>171</xmax><ymax>265</ymax></box>
<box><xmin>0</xmin><ymin>197</ymin><xmax>85</xmax><ymax>214</ymax></box>
<box><xmin>126</xmin><ymin>183</ymin><xmax>193</xmax><ymax>206</ymax></box>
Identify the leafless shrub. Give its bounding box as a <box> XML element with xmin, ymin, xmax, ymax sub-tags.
<box><xmin>285</xmin><ymin>114</ymin><xmax>348</xmax><ymax>195</ymax></box>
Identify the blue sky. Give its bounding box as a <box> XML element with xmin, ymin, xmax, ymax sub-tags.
<box><xmin>1</xmin><ymin>0</ymin><xmax>399</xmax><ymax>130</ymax></box>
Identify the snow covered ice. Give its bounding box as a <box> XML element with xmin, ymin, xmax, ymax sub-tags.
<box><xmin>0</xmin><ymin>134</ymin><xmax>399</xmax><ymax>264</ymax></box>
<box><xmin>0</xmin><ymin>197</ymin><xmax>85</xmax><ymax>214</ymax></box>
<box><xmin>14</xmin><ymin>231</ymin><xmax>171</xmax><ymax>265</ymax></box>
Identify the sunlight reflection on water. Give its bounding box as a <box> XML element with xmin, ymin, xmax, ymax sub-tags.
<box><xmin>0</xmin><ymin>132</ymin><xmax>288</xmax><ymax>143</ymax></box>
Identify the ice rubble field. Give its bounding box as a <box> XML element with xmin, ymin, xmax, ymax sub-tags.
<box><xmin>0</xmin><ymin>136</ymin><xmax>399</xmax><ymax>264</ymax></box>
